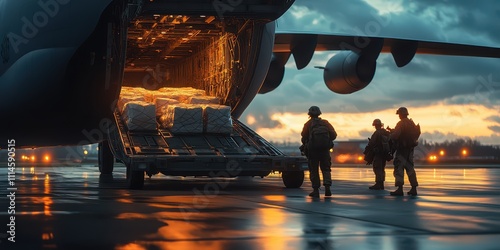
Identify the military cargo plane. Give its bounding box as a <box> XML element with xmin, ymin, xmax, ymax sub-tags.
<box><xmin>1</xmin><ymin>0</ymin><xmax>499</xmax><ymax>188</ymax></box>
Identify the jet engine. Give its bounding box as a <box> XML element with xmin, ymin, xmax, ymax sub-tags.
<box><xmin>323</xmin><ymin>51</ymin><xmax>376</xmax><ymax>94</ymax></box>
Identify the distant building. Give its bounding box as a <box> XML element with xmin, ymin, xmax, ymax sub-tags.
<box><xmin>275</xmin><ymin>140</ymin><xmax>368</xmax><ymax>164</ymax></box>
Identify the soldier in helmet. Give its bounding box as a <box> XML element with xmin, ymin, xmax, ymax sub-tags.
<box><xmin>366</xmin><ymin>119</ymin><xmax>391</xmax><ymax>190</ymax></box>
<box><xmin>387</xmin><ymin>107</ymin><xmax>419</xmax><ymax>196</ymax></box>
<box><xmin>301</xmin><ymin>106</ymin><xmax>337</xmax><ymax>198</ymax></box>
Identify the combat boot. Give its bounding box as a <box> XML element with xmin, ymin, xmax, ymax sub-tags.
<box><xmin>324</xmin><ymin>186</ymin><xmax>332</xmax><ymax>197</ymax></box>
<box><xmin>309</xmin><ymin>188</ymin><xmax>320</xmax><ymax>198</ymax></box>
<box><xmin>390</xmin><ymin>186</ymin><xmax>404</xmax><ymax>196</ymax></box>
<box><xmin>369</xmin><ymin>182</ymin><xmax>384</xmax><ymax>190</ymax></box>
<box><xmin>407</xmin><ymin>186</ymin><xmax>417</xmax><ymax>196</ymax></box>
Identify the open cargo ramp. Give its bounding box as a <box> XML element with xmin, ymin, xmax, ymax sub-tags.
<box><xmin>106</xmin><ymin>109</ymin><xmax>307</xmax><ymax>189</ymax></box>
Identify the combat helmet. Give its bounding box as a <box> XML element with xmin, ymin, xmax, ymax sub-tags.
<box><xmin>372</xmin><ymin>119</ymin><xmax>382</xmax><ymax>126</ymax></box>
<box><xmin>396</xmin><ymin>107</ymin><xmax>409</xmax><ymax>116</ymax></box>
<box><xmin>308</xmin><ymin>106</ymin><xmax>322</xmax><ymax>116</ymax></box>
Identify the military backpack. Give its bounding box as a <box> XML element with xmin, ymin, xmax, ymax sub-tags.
<box><xmin>309</xmin><ymin>119</ymin><xmax>332</xmax><ymax>150</ymax></box>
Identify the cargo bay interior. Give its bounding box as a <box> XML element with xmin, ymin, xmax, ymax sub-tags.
<box><xmin>107</xmin><ymin>2</ymin><xmax>306</xmax><ymax>189</ymax></box>
<box><xmin>124</xmin><ymin>13</ymin><xmax>259</xmax><ymax>108</ymax></box>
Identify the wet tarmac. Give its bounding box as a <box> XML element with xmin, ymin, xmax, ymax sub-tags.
<box><xmin>0</xmin><ymin>163</ymin><xmax>499</xmax><ymax>250</ymax></box>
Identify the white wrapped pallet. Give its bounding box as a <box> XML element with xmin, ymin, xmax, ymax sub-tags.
<box><xmin>154</xmin><ymin>92</ymin><xmax>190</xmax><ymax>104</ymax></box>
<box><xmin>204</xmin><ymin>105</ymin><xmax>232</xmax><ymax>134</ymax></box>
<box><xmin>122</xmin><ymin>101</ymin><xmax>157</xmax><ymax>131</ymax></box>
<box><xmin>161</xmin><ymin>104</ymin><xmax>203</xmax><ymax>134</ymax></box>
<box><xmin>155</xmin><ymin>97</ymin><xmax>179</xmax><ymax>117</ymax></box>
<box><xmin>121</xmin><ymin>86</ymin><xmax>148</xmax><ymax>96</ymax></box>
<box><xmin>118</xmin><ymin>95</ymin><xmax>146</xmax><ymax>113</ymax></box>
<box><xmin>142</xmin><ymin>90</ymin><xmax>156</xmax><ymax>103</ymax></box>
<box><xmin>188</xmin><ymin>96</ymin><xmax>220</xmax><ymax>104</ymax></box>
<box><xmin>158</xmin><ymin>87</ymin><xmax>206</xmax><ymax>96</ymax></box>
<box><xmin>157</xmin><ymin>87</ymin><xmax>206</xmax><ymax>103</ymax></box>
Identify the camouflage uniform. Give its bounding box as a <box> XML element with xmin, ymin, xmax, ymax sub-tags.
<box><xmin>301</xmin><ymin>117</ymin><xmax>337</xmax><ymax>190</ymax></box>
<box><xmin>367</xmin><ymin>127</ymin><xmax>390</xmax><ymax>187</ymax></box>
<box><xmin>390</xmin><ymin>117</ymin><xmax>419</xmax><ymax>188</ymax></box>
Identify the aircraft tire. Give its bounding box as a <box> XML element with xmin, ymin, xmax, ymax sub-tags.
<box><xmin>127</xmin><ymin>165</ymin><xmax>144</xmax><ymax>189</ymax></box>
<box><xmin>98</xmin><ymin>140</ymin><xmax>114</xmax><ymax>174</ymax></box>
<box><xmin>282</xmin><ymin>170</ymin><xmax>304</xmax><ymax>188</ymax></box>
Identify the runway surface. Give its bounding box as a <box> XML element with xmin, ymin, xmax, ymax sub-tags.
<box><xmin>0</xmin><ymin>163</ymin><xmax>499</xmax><ymax>250</ymax></box>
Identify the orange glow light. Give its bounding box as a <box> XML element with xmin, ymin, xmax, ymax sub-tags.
<box><xmin>336</xmin><ymin>154</ymin><xmax>351</xmax><ymax>163</ymax></box>
<box><xmin>42</xmin><ymin>232</ymin><xmax>54</xmax><ymax>240</ymax></box>
<box><xmin>462</xmin><ymin>149</ymin><xmax>468</xmax><ymax>156</ymax></box>
<box><xmin>439</xmin><ymin>150</ymin><xmax>445</xmax><ymax>156</ymax></box>
<box><xmin>428</xmin><ymin>155</ymin><xmax>438</xmax><ymax>161</ymax></box>
<box><xmin>44</xmin><ymin>155</ymin><xmax>50</xmax><ymax>161</ymax></box>
<box><xmin>357</xmin><ymin>156</ymin><xmax>363</xmax><ymax>161</ymax></box>
<box><xmin>31</xmin><ymin>156</ymin><xmax>35</xmax><ymax>161</ymax></box>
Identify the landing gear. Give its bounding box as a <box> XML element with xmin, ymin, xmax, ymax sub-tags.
<box><xmin>98</xmin><ymin>140</ymin><xmax>114</xmax><ymax>174</ymax></box>
<box><xmin>126</xmin><ymin>164</ymin><xmax>144</xmax><ymax>189</ymax></box>
<box><xmin>282</xmin><ymin>170</ymin><xmax>304</xmax><ymax>188</ymax></box>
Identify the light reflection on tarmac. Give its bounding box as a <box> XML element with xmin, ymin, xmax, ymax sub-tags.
<box><xmin>0</xmin><ymin>163</ymin><xmax>499</xmax><ymax>250</ymax></box>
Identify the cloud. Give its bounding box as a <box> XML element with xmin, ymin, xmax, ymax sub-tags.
<box><xmin>420</xmin><ymin>131</ymin><xmax>462</xmax><ymax>143</ymax></box>
<box><xmin>402</xmin><ymin>0</ymin><xmax>500</xmax><ymax>45</ymax></box>
<box><xmin>358</xmin><ymin>129</ymin><xmax>373</xmax><ymax>138</ymax></box>
<box><xmin>473</xmin><ymin>134</ymin><xmax>500</xmax><ymax>145</ymax></box>
<box><xmin>488</xmin><ymin>125</ymin><xmax>500</xmax><ymax>134</ymax></box>
<box><xmin>421</xmin><ymin>131</ymin><xmax>500</xmax><ymax>145</ymax></box>
<box><xmin>486</xmin><ymin>116</ymin><xmax>500</xmax><ymax>124</ymax></box>
<box><xmin>244</xmin><ymin>0</ymin><xmax>500</xmax><ymax>145</ymax></box>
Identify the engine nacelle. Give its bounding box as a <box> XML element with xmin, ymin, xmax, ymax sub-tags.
<box><xmin>323</xmin><ymin>51</ymin><xmax>376</xmax><ymax>94</ymax></box>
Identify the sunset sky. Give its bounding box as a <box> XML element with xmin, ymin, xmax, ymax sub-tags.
<box><xmin>242</xmin><ymin>0</ymin><xmax>500</xmax><ymax>145</ymax></box>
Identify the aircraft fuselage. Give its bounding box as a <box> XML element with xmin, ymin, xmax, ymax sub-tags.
<box><xmin>0</xmin><ymin>0</ymin><xmax>293</xmax><ymax>148</ymax></box>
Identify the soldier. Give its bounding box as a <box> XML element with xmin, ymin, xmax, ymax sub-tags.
<box><xmin>367</xmin><ymin>119</ymin><xmax>390</xmax><ymax>190</ymax></box>
<box><xmin>388</xmin><ymin>107</ymin><xmax>419</xmax><ymax>196</ymax></box>
<box><xmin>301</xmin><ymin>106</ymin><xmax>337</xmax><ymax>198</ymax></box>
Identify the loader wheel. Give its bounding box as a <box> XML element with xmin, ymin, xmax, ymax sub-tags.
<box><xmin>127</xmin><ymin>164</ymin><xmax>144</xmax><ymax>189</ymax></box>
<box><xmin>282</xmin><ymin>170</ymin><xmax>304</xmax><ymax>188</ymax></box>
<box><xmin>98</xmin><ymin>140</ymin><xmax>114</xmax><ymax>174</ymax></box>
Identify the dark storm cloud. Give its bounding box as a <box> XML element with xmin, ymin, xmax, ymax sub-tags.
<box><xmin>402</xmin><ymin>0</ymin><xmax>500</xmax><ymax>45</ymax></box>
<box><xmin>444</xmin><ymin>89</ymin><xmax>500</xmax><ymax>106</ymax></box>
<box><xmin>371</xmin><ymin>54</ymin><xmax>500</xmax><ymax>108</ymax></box>
<box><xmin>245</xmin><ymin>0</ymin><xmax>500</xmax><ymax>143</ymax></box>
<box><xmin>488</xmin><ymin>125</ymin><xmax>500</xmax><ymax>133</ymax></box>
<box><xmin>276</xmin><ymin>0</ymin><xmax>378</xmax><ymax>32</ymax></box>
<box><xmin>378</xmin><ymin>55</ymin><xmax>500</xmax><ymax>80</ymax></box>
<box><xmin>275</xmin><ymin>0</ymin><xmax>500</xmax><ymax>109</ymax></box>
<box><xmin>486</xmin><ymin>116</ymin><xmax>500</xmax><ymax>124</ymax></box>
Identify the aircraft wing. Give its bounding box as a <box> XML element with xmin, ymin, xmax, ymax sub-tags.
<box><xmin>273</xmin><ymin>32</ymin><xmax>500</xmax><ymax>69</ymax></box>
